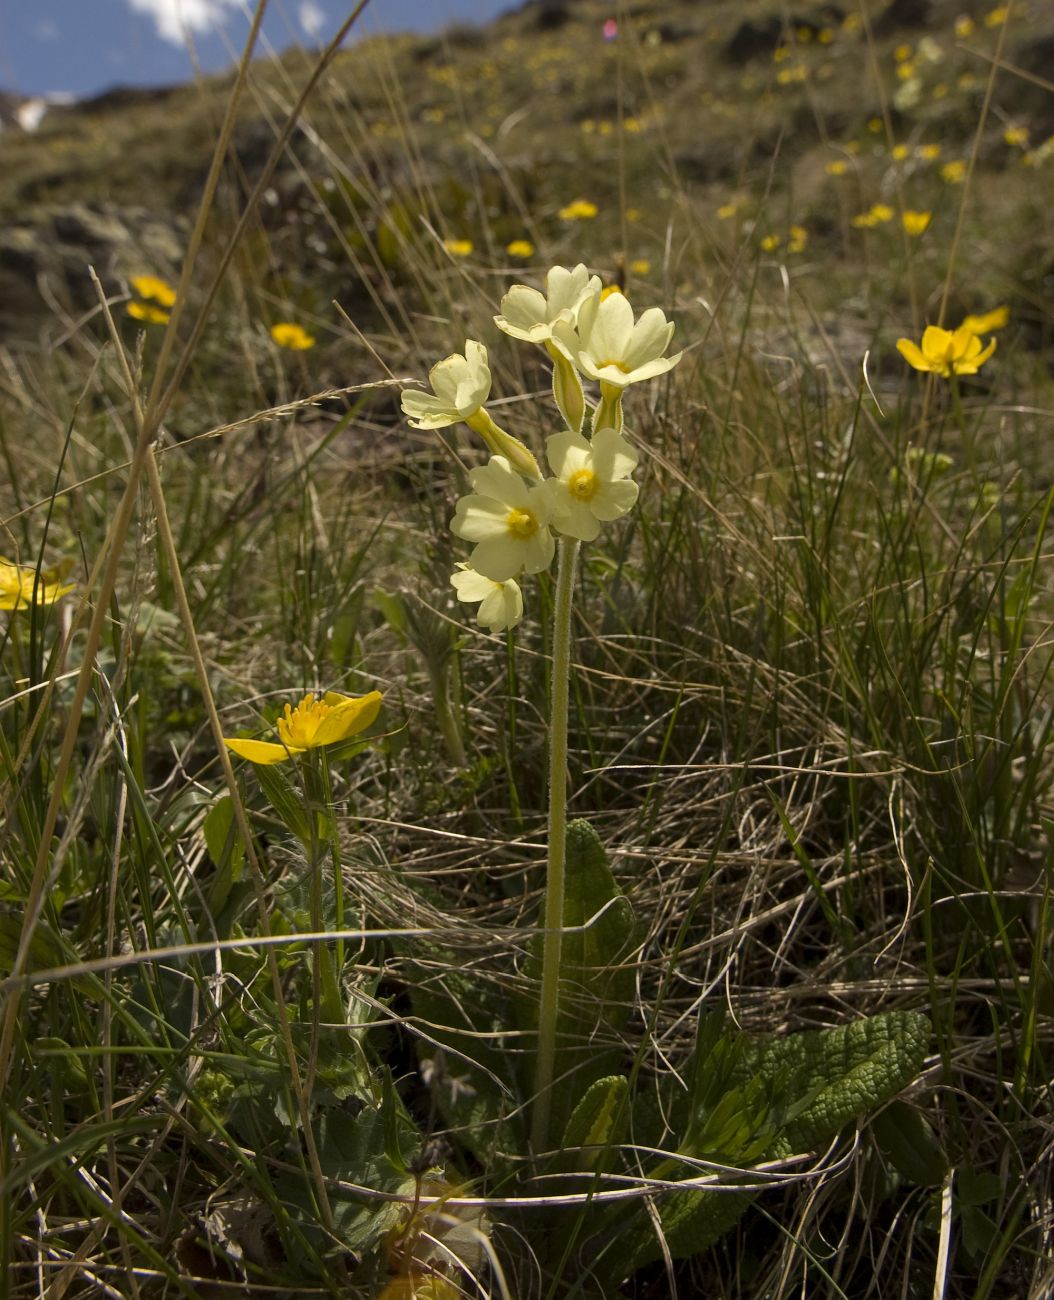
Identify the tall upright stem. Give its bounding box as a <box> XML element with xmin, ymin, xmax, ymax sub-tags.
<box><xmin>532</xmin><ymin>537</ymin><xmax>579</xmax><ymax>1157</ymax></box>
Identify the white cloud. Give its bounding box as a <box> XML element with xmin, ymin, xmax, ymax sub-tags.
<box><xmin>299</xmin><ymin>0</ymin><xmax>326</xmax><ymax>40</ymax></box>
<box><xmin>126</xmin><ymin>0</ymin><xmax>242</xmax><ymax>46</ymax></box>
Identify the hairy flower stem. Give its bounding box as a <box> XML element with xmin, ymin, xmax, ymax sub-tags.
<box><xmin>532</xmin><ymin>537</ymin><xmax>579</xmax><ymax>1158</ymax></box>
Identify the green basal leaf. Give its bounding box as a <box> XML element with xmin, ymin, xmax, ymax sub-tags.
<box><xmin>554</xmin><ymin>1074</ymin><xmax>628</xmax><ymax>1176</ymax></box>
<box><xmin>872</xmin><ymin>1098</ymin><xmax>948</xmax><ymax>1187</ymax></box>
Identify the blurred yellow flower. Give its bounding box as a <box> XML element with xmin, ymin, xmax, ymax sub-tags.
<box><xmin>954</xmin><ymin>15</ymin><xmax>975</xmax><ymax>37</ymax></box>
<box><xmin>270</xmin><ymin>322</ymin><xmax>316</xmax><ymax>350</ymax></box>
<box><xmin>899</xmin><ymin>209</ymin><xmax>930</xmax><ymax>235</ymax></box>
<box><xmin>894</xmin><ymin>42</ymin><xmax>913</xmax><ymax>61</ymax></box>
<box><xmin>0</xmin><ymin>558</ymin><xmax>74</xmax><ymax>611</ymax></box>
<box><xmin>891</xmin><ymin>143</ymin><xmax>910</xmax><ymax>161</ymax></box>
<box><xmin>127</xmin><ymin>301</ymin><xmax>170</xmax><ymax>325</ymax></box>
<box><xmin>902</xmin><ymin>210</ymin><xmax>932</xmax><ymax>235</ymax></box>
<box><xmin>896</xmin><ymin>62</ymin><xmax>917</xmax><ymax>80</ymax></box>
<box><xmin>777</xmin><ymin>65</ymin><xmax>808</xmax><ymax>85</ymax></box>
<box><xmin>505</xmin><ymin>239</ymin><xmax>535</xmax><ymax>258</ymax></box>
<box><xmin>717</xmin><ymin>202</ymin><xmax>737</xmax><ymax>219</ymax></box>
<box><xmin>941</xmin><ymin>160</ymin><xmax>967</xmax><ymax>183</ymax></box>
<box><xmin>558</xmin><ymin>199</ymin><xmax>598</xmax><ymax>220</ymax></box>
<box><xmin>960</xmin><ymin>305</ymin><xmax>1009</xmax><ymax>334</ymax></box>
<box><xmin>1004</xmin><ymin>125</ymin><xmax>1029</xmax><ymax>147</ymax></box>
<box><xmin>933</xmin><ymin>82</ymin><xmax>949</xmax><ymax>99</ymax></box>
<box><xmin>444</xmin><ymin>238</ymin><xmax>474</xmax><ymax>257</ymax></box>
<box><xmin>984</xmin><ymin>5</ymin><xmax>1009</xmax><ymax>25</ymax></box>
<box><xmin>958</xmin><ymin>72</ymin><xmax>978</xmax><ymax>89</ymax></box>
<box><xmin>629</xmin><ymin>258</ymin><xmax>651</xmax><ymax>275</ymax></box>
<box><xmin>825</xmin><ymin>159</ymin><xmax>849</xmax><ymax>175</ymax></box>
<box><xmin>625</xmin><ymin>208</ymin><xmax>642</xmax><ymax>222</ymax></box>
<box><xmin>224</xmin><ymin>691</ymin><xmax>382</xmax><ymax>765</ymax></box>
<box><xmin>851</xmin><ymin>203</ymin><xmax>894</xmax><ymax>228</ymax></box>
<box><xmin>788</xmin><ymin>225</ymin><xmax>808</xmax><ymax>253</ymax></box>
<box><xmin>917</xmin><ymin>144</ymin><xmax>942</xmax><ymax>160</ymax></box>
<box><xmin>896</xmin><ymin>325</ymin><xmax>996</xmax><ymax>377</ymax></box>
<box><xmin>868</xmin><ymin>117</ymin><xmax>883</xmax><ymax>134</ymax></box>
<box><xmin>818</xmin><ymin>27</ymin><xmax>835</xmax><ymax>43</ymax></box>
<box><xmin>130</xmin><ymin>274</ymin><xmax>177</xmax><ymax>307</ymax></box>
<box><xmin>773</xmin><ymin>45</ymin><xmax>791</xmax><ymax>62</ymax></box>
<box><xmin>760</xmin><ymin>234</ymin><xmax>781</xmax><ymax>251</ymax></box>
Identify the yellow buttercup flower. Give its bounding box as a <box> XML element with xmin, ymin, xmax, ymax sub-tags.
<box><xmin>224</xmin><ymin>691</ymin><xmax>382</xmax><ymax>765</ymax></box>
<box><xmin>896</xmin><ymin>324</ymin><xmax>996</xmax><ymax>378</ymax></box>
<box><xmin>941</xmin><ymin>160</ymin><xmax>966</xmax><ymax>183</ymax></box>
<box><xmin>760</xmin><ymin>233</ymin><xmax>781</xmax><ymax>251</ymax></box>
<box><xmin>558</xmin><ymin>199</ymin><xmax>598</xmax><ymax>220</ymax></box>
<box><xmin>270</xmin><ymin>322</ymin><xmax>316</xmax><ymax>350</ymax></box>
<box><xmin>825</xmin><ymin>159</ymin><xmax>849</xmax><ymax>175</ymax></box>
<box><xmin>960</xmin><ymin>305</ymin><xmax>1009</xmax><ymax>334</ymax></box>
<box><xmin>506</xmin><ymin>239</ymin><xmax>535</xmax><ymax>258</ymax></box>
<box><xmin>902</xmin><ymin>210</ymin><xmax>932</xmax><ymax>235</ymax></box>
<box><xmin>0</xmin><ymin>557</ymin><xmax>75</xmax><ymax>611</ymax></box>
<box><xmin>130</xmin><ymin>274</ymin><xmax>177</xmax><ymax>307</ymax></box>
<box><xmin>717</xmin><ymin>202</ymin><xmax>738</xmax><ymax>219</ymax></box>
<box><xmin>127</xmin><ymin>301</ymin><xmax>171</xmax><ymax>325</ymax></box>
<box><xmin>917</xmin><ymin>144</ymin><xmax>942</xmax><ymax>161</ymax></box>
<box><xmin>443</xmin><ymin>238</ymin><xmax>474</xmax><ymax>257</ymax></box>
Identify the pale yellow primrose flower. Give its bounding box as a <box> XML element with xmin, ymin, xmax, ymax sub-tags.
<box><xmin>451</xmin><ymin>456</ymin><xmax>555</xmax><ymax>582</ymax></box>
<box><xmin>224</xmin><ymin>690</ymin><xmax>382</xmax><ymax>765</ymax></box>
<box><xmin>494</xmin><ymin>263</ymin><xmax>601</xmax><ymax>434</ymax></box>
<box><xmin>400</xmin><ymin>341</ymin><xmax>540</xmax><ymax>478</ymax></box>
<box><xmin>0</xmin><ymin>557</ymin><xmax>74</xmax><ymax>611</ymax></box>
<box><xmin>450</xmin><ymin>563</ymin><xmax>524</xmax><ymax>632</ymax></box>
<box><xmin>553</xmin><ymin>290</ymin><xmax>681</xmax><ymax>433</ymax></box>
<box><xmin>896</xmin><ymin>325</ymin><xmax>996</xmax><ymax>377</ymax></box>
<box><xmin>545</xmin><ymin>427</ymin><xmax>639</xmax><ymax>543</ymax></box>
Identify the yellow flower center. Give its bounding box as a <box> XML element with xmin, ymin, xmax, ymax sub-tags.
<box><xmin>595</xmin><ymin>358</ymin><xmax>630</xmax><ymax>373</ymax></box>
<box><xmin>568</xmin><ymin>468</ymin><xmax>598</xmax><ymax>501</ymax></box>
<box><xmin>505</xmin><ymin>507</ymin><xmax>539</xmax><ymax>539</ymax></box>
<box><xmin>277</xmin><ymin>693</ymin><xmax>331</xmax><ymax>748</ymax></box>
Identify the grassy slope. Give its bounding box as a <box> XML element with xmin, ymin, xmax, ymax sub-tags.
<box><xmin>0</xmin><ymin>1</ymin><xmax>1052</xmax><ymax>1297</ymax></box>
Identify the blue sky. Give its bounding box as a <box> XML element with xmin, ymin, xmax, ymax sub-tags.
<box><xmin>0</xmin><ymin>0</ymin><xmax>512</xmax><ymax>99</ymax></box>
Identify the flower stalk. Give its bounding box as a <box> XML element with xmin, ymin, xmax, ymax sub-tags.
<box><xmin>531</xmin><ymin>536</ymin><xmax>579</xmax><ymax>1157</ymax></box>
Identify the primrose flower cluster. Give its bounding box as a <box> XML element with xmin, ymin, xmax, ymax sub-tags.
<box><xmin>401</xmin><ymin>264</ymin><xmax>681</xmax><ymax>632</ymax></box>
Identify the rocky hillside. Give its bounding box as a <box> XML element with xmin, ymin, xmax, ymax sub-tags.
<box><xmin>1</xmin><ymin>0</ymin><xmax>1051</xmax><ymax>357</ymax></box>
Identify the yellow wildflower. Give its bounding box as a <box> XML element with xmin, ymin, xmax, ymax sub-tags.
<box><xmin>270</xmin><ymin>322</ymin><xmax>316</xmax><ymax>350</ymax></box>
<box><xmin>984</xmin><ymin>5</ymin><xmax>1009</xmax><ymax>25</ymax></box>
<box><xmin>902</xmin><ymin>210</ymin><xmax>932</xmax><ymax>235</ymax></box>
<box><xmin>917</xmin><ymin>144</ymin><xmax>942</xmax><ymax>161</ymax></box>
<box><xmin>127</xmin><ymin>301</ymin><xmax>170</xmax><ymax>325</ymax></box>
<box><xmin>960</xmin><ymin>306</ymin><xmax>1009</xmax><ymax>334</ymax></box>
<box><xmin>896</xmin><ymin>325</ymin><xmax>996</xmax><ymax>378</ymax></box>
<box><xmin>954</xmin><ymin>15</ymin><xmax>975</xmax><ymax>37</ymax></box>
<box><xmin>224</xmin><ymin>691</ymin><xmax>382</xmax><ymax>765</ymax></box>
<box><xmin>0</xmin><ymin>557</ymin><xmax>74</xmax><ymax>611</ymax></box>
<box><xmin>868</xmin><ymin>116</ymin><xmax>884</xmax><ymax>134</ymax></box>
<box><xmin>1004</xmin><ymin>125</ymin><xmax>1029</xmax><ymax>147</ymax></box>
<box><xmin>629</xmin><ymin>258</ymin><xmax>651</xmax><ymax>275</ymax></box>
<box><xmin>894</xmin><ymin>42</ymin><xmax>913</xmax><ymax>62</ymax></box>
<box><xmin>760</xmin><ymin>234</ymin><xmax>781</xmax><ymax>251</ymax></box>
<box><xmin>892</xmin><ymin>143</ymin><xmax>911</xmax><ymax>161</ymax></box>
<box><xmin>444</xmin><ymin>238</ymin><xmax>474</xmax><ymax>257</ymax></box>
<box><xmin>558</xmin><ymin>199</ymin><xmax>598</xmax><ymax>220</ymax></box>
<box><xmin>941</xmin><ymin>160</ymin><xmax>967</xmax><ymax>183</ymax></box>
<box><xmin>825</xmin><ymin>159</ymin><xmax>849</xmax><ymax>175</ymax></box>
<box><xmin>717</xmin><ymin>203</ymin><xmax>738</xmax><ymax>220</ymax></box>
<box><xmin>505</xmin><ymin>239</ymin><xmax>535</xmax><ymax>258</ymax></box>
<box><xmin>130</xmin><ymin>274</ymin><xmax>177</xmax><ymax>307</ymax></box>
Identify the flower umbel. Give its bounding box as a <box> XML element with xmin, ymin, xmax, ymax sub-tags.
<box><xmin>224</xmin><ymin>690</ymin><xmax>383</xmax><ymax>765</ymax></box>
<box><xmin>545</xmin><ymin>427</ymin><xmax>639</xmax><ymax>542</ymax></box>
<box><xmin>896</xmin><ymin>324</ymin><xmax>996</xmax><ymax>377</ymax></box>
<box><xmin>451</xmin><ymin>456</ymin><xmax>555</xmax><ymax>582</ymax></box>
<box><xmin>450</xmin><ymin>564</ymin><xmax>524</xmax><ymax>632</ymax></box>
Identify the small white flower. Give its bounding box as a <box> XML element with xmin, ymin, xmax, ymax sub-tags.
<box><xmin>451</xmin><ymin>563</ymin><xmax>524</xmax><ymax>632</ymax></box>
<box><xmin>546</xmin><ymin>427</ymin><xmax>639</xmax><ymax>541</ymax></box>
<box><xmin>451</xmin><ymin>456</ymin><xmax>555</xmax><ymax>582</ymax></box>
<box><xmin>493</xmin><ymin>263</ymin><xmax>601</xmax><ymax>344</ymax></box>
<box><xmin>401</xmin><ymin>340</ymin><xmax>491</xmax><ymax>429</ymax></box>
